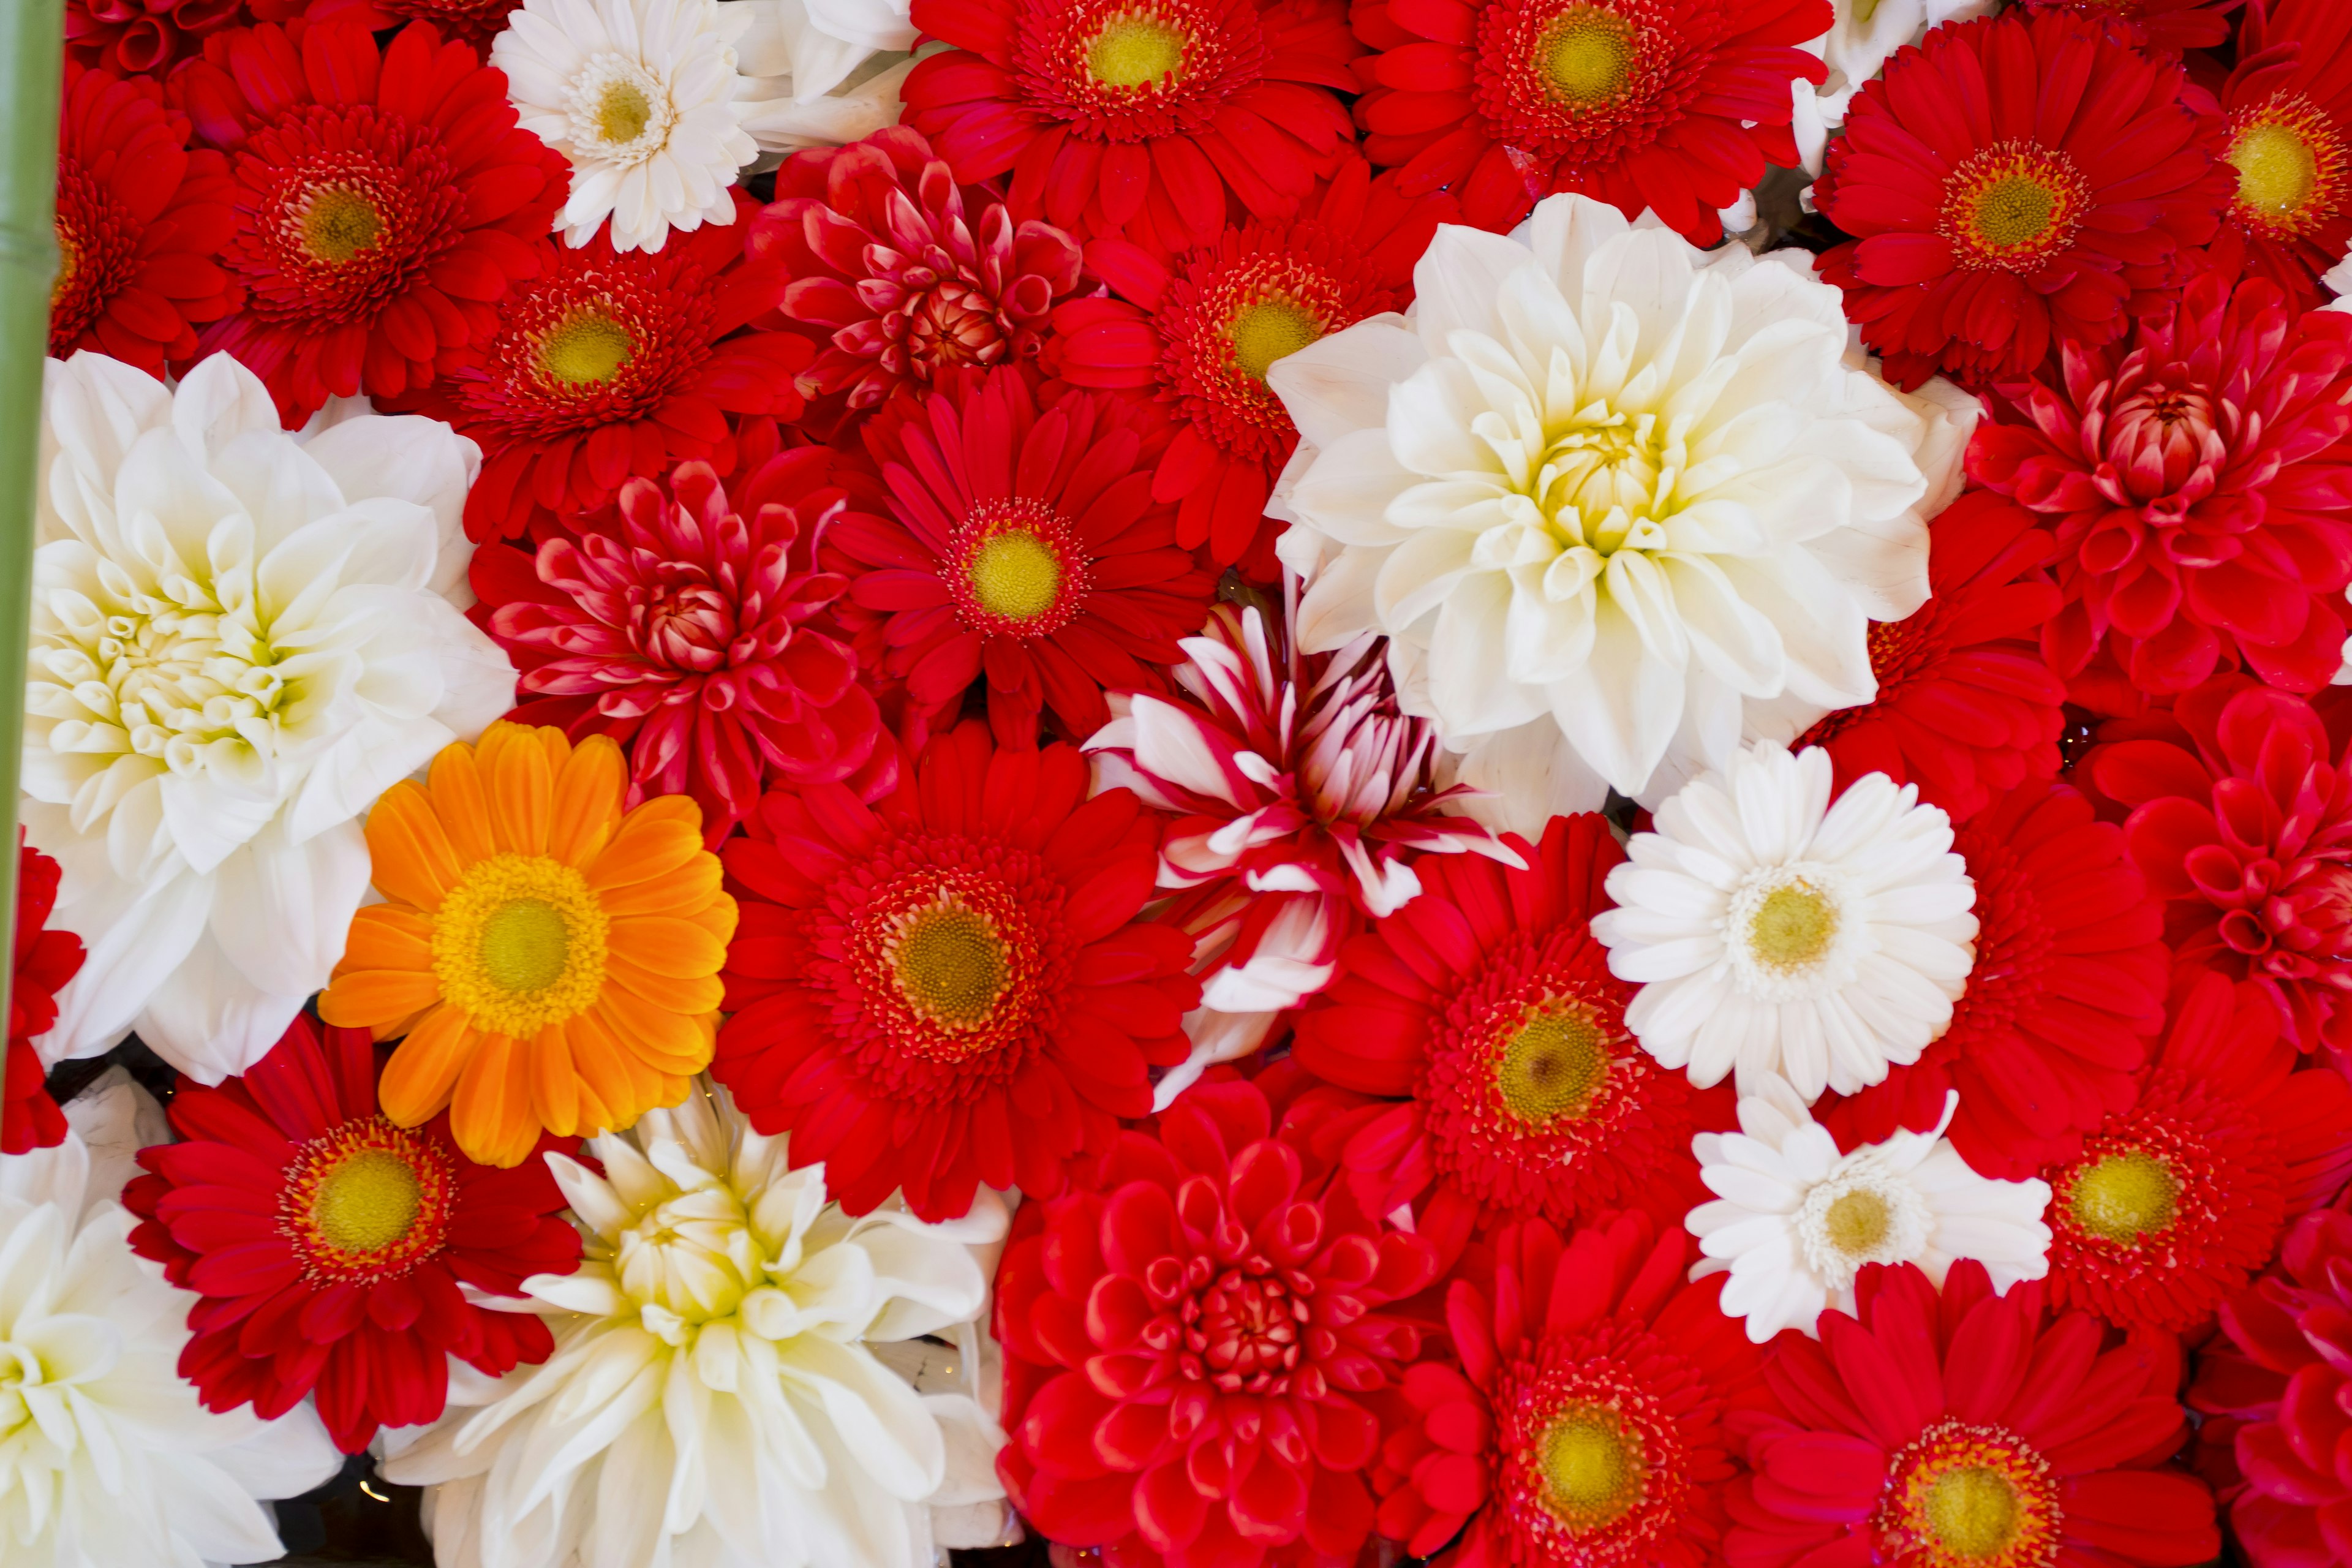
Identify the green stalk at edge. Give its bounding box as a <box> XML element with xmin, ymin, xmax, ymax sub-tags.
<box><xmin>0</xmin><ymin>0</ymin><xmax>62</xmax><ymax>1047</ymax></box>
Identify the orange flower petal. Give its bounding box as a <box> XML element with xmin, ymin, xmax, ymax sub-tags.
<box><xmin>364</xmin><ymin>783</ymin><xmax>464</xmax><ymax>913</ymax></box>
<box><xmin>687</xmin><ymin>892</ymin><xmax>739</xmax><ymax>946</ymax></box>
<box><xmin>484</xmin><ymin>723</ymin><xmax>557</xmax><ymax>858</ymax></box>
<box><xmin>529</xmin><ymin>1023</ymin><xmax>581</xmax><ymax>1139</ymax></box>
<box><xmin>597</xmin><ymin>853</ymin><xmax>723</xmax><ymax>918</ymax></box>
<box><xmin>549</xmin><ymin>734</ymin><xmax>628</xmax><ymax>869</ymax></box>
<box><xmin>427</xmin><ymin>741</ymin><xmax>497</xmax><ymax>867</ymax></box>
<box><xmin>586</xmin><ymin>799</ymin><xmax>704</xmax><ymax>893</ymax></box>
<box><xmin>610</xmin><ymin>916</ymin><xmax>729</xmax><ymax>979</ymax></box>
<box><xmin>594</xmin><ymin>989</ymin><xmax>714</xmax><ymax>1075</ymax></box>
<box><xmin>377</xmin><ymin>1005</ymin><xmax>476</xmax><ymax>1127</ymax></box>
<box><xmin>559</xmin><ymin>1011</ymin><xmax>633</xmax><ymax>1136</ymax></box>
<box><xmin>337</xmin><ymin>907</ymin><xmax>434</xmax><ymax>978</ymax></box>
<box><xmin>318</xmin><ymin>968</ymin><xmax>444</xmax><ymax>1029</ymax></box>
<box><xmin>450</xmin><ymin>1030</ymin><xmax>538</xmax><ymax>1167</ymax></box>
<box><xmin>605</xmin><ymin>952</ymin><xmax>723</xmax><ymax>1015</ymax></box>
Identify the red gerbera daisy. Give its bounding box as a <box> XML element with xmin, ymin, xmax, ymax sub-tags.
<box><xmin>2207</xmin><ymin>0</ymin><xmax>2352</xmax><ymax>308</ymax></box>
<box><xmin>2013</xmin><ymin>0</ymin><xmax>2243</xmax><ymax>53</ymax></box>
<box><xmin>994</xmin><ymin>1069</ymin><xmax>1441</xmax><ymax>1568</ymax></box>
<box><xmin>303</xmin><ymin>0</ymin><xmax>522</xmax><ymax>51</ymax></box>
<box><xmin>2</xmin><ymin>837</ymin><xmax>87</xmax><ymax>1159</ymax></box>
<box><xmin>121</xmin><ymin>1014</ymin><xmax>581</xmax><ymax>1453</ymax></box>
<box><xmin>713</xmin><ymin>722</ymin><xmax>1202</xmax><ymax>1221</ymax></box>
<box><xmin>2041</xmin><ymin>971</ymin><xmax>2352</xmax><ymax>1335</ymax></box>
<box><xmin>1351</xmin><ymin>0</ymin><xmax>1828</xmax><ymax>243</ymax></box>
<box><xmin>1731</xmin><ymin>1260</ymin><xmax>2220</xmax><ymax>1568</ymax></box>
<box><xmin>1789</xmin><ymin>490</ymin><xmax>2065</xmax><ymax>826</ymax></box>
<box><xmin>1812</xmin><ymin>10</ymin><xmax>2231</xmax><ymax>390</ymax></box>
<box><xmin>1826</xmin><ymin>778</ymin><xmax>2170</xmax><ymax>1182</ymax></box>
<box><xmin>897</xmin><ymin>0</ymin><xmax>1363</xmax><ymax>254</ymax></box>
<box><xmin>1967</xmin><ymin>271</ymin><xmax>2352</xmax><ymax>704</ymax></box>
<box><xmin>1048</xmin><ymin>157</ymin><xmax>1452</xmax><ymax>570</ymax></box>
<box><xmin>1371</xmin><ymin>1212</ymin><xmax>1768</xmax><ymax>1567</ymax></box>
<box><xmin>50</xmin><ymin>62</ymin><xmax>239</xmax><ymax>374</ymax></box>
<box><xmin>172</xmin><ymin>20</ymin><xmax>570</xmax><ymax>427</ymax></box>
<box><xmin>824</xmin><ymin>367</ymin><xmax>1216</xmax><ymax>747</ymax></box>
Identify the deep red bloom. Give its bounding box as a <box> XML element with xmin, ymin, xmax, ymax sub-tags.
<box><xmin>2</xmin><ymin>839</ymin><xmax>86</xmax><ymax>1159</ymax></box>
<box><xmin>2206</xmin><ymin>0</ymin><xmax>2352</xmax><ymax>309</ymax></box>
<box><xmin>1371</xmin><ymin>1212</ymin><xmax>1766</xmax><ymax>1567</ymax></box>
<box><xmin>826</xmin><ymin>368</ymin><xmax>1217</xmax><ymax>747</ymax></box>
<box><xmin>1968</xmin><ymin>271</ymin><xmax>2352</xmax><ymax>703</ymax></box>
<box><xmin>898</xmin><ymin>0</ymin><xmax>1363</xmax><ymax>254</ymax></box>
<box><xmin>994</xmin><ymin>1071</ymin><xmax>1441</xmax><ymax>1568</ymax></box>
<box><xmin>1812</xmin><ymin>10</ymin><xmax>2230</xmax><ymax>390</ymax></box>
<box><xmin>121</xmin><ymin>1016</ymin><xmax>581</xmax><ymax>1453</ymax></box>
<box><xmin>172</xmin><ymin>20</ymin><xmax>570</xmax><ymax>426</ymax></box>
<box><xmin>303</xmin><ymin>0</ymin><xmax>522</xmax><ymax>51</ymax></box>
<box><xmin>1732</xmin><ymin>1261</ymin><xmax>2220</xmax><ymax>1568</ymax></box>
<box><xmin>2013</xmin><ymin>0</ymin><xmax>2242</xmax><ymax>53</ymax></box>
<box><xmin>1826</xmin><ymin>778</ymin><xmax>2169</xmax><ymax>1182</ymax></box>
<box><xmin>1048</xmin><ymin>157</ymin><xmax>1450</xmax><ymax>570</ymax></box>
<box><xmin>714</xmin><ymin>723</ymin><xmax>1202</xmax><ymax>1221</ymax></box>
<box><xmin>1792</xmin><ymin>490</ymin><xmax>2065</xmax><ymax>825</ymax></box>
<box><xmin>65</xmin><ymin>0</ymin><xmax>290</xmax><ymax>77</ymax></box>
<box><xmin>1351</xmin><ymin>0</ymin><xmax>1828</xmax><ymax>243</ymax></box>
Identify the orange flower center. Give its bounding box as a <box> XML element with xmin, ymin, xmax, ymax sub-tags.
<box><xmin>2227</xmin><ymin>94</ymin><xmax>2347</xmax><ymax>239</ymax></box>
<box><xmin>1534</xmin><ymin>5</ymin><xmax>1636</xmax><ymax>109</ymax></box>
<box><xmin>1877</xmin><ymin>1420</ymin><xmax>2061</xmax><ymax>1568</ymax></box>
<box><xmin>1939</xmin><ymin>141</ymin><xmax>2089</xmax><ymax>272</ymax></box>
<box><xmin>281</xmin><ymin>1118</ymin><xmax>456</xmax><ymax>1284</ymax></box>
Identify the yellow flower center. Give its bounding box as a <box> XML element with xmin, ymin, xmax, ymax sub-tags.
<box><xmin>479</xmin><ymin>897</ymin><xmax>573</xmax><ymax>993</ymax></box>
<box><xmin>1748</xmin><ymin>880</ymin><xmax>1839</xmax><ymax>971</ymax></box>
<box><xmin>1537</xmin><ymin>1404</ymin><xmax>1646</xmax><ymax>1529</ymax></box>
<box><xmin>1879</xmin><ymin>1420</ymin><xmax>2060</xmax><ymax>1568</ymax></box>
<box><xmin>1940</xmin><ymin>141</ymin><xmax>2089</xmax><ymax>271</ymax></box>
<box><xmin>540</xmin><ymin>307</ymin><xmax>635</xmax><ymax>386</ymax></box>
<box><xmin>1970</xmin><ymin>176</ymin><xmax>2059</xmax><ymax>251</ymax></box>
<box><xmin>301</xmin><ymin>187</ymin><xmax>383</xmax><ymax>265</ymax></box>
<box><xmin>1227</xmin><ymin>295</ymin><xmax>1325</xmax><ymax>382</ymax></box>
<box><xmin>431</xmin><ymin>853</ymin><xmax>612</xmax><ymax>1038</ymax></box>
<box><xmin>1825</xmin><ymin>1188</ymin><xmax>1891</xmax><ymax>1255</ymax></box>
<box><xmin>1496</xmin><ymin>997</ymin><xmax>1611</xmax><ymax>1126</ymax></box>
<box><xmin>280</xmin><ymin>1118</ymin><xmax>456</xmax><ymax>1283</ymax></box>
<box><xmin>1088</xmin><ymin>12</ymin><xmax>1187</xmax><ymax>88</ymax></box>
<box><xmin>595</xmin><ymin>80</ymin><xmax>654</xmax><ymax>145</ymax></box>
<box><xmin>968</xmin><ymin>529</ymin><xmax>1065</xmax><ymax>622</ymax></box>
<box><xmin>2232</xmin><ymin>119</ymin><xmax>2320</xmax><ymax>220</ymax></box>
<box><xmin>51</xmin><ymin>221</ymin><xmax>78</xmax><ymax>307</ymax></box>
<box><xmin>888</xmin><ymin>897</ymin><xmax>1012</xmax><ymax>1033</ymax></box>
<box><xmin>312</xmin><ymin>1147</ymin><xmax>424</xmax><ymax>1254</ymax></box>
<box><xmin>2068</xmin><ymin>1149</ymin><xmax>2178</xmax><ymax>1245</ymax></box>
<box><xmin>1925</xmin><ymin>1467</ymin><xmax>2021</xmax><ymax>1559</ymax></box>
<box><xmin>1534</xmin><ymin>6</ymin><xmax>1635</xmax><ymax>108</ymax></box>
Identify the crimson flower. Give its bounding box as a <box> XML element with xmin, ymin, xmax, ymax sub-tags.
<box><xmin>1732</xmin><ymin>1261</ymin><xmax>2220</xmax><ymax>1568</ymax></box>
<box><xmin>994</xmin><ymin>1071</ymin><xmax>1441</xmax><ymax>1568</ymax></box>
<box><xmin>1812</xmin><ymin>10</ymin><xmax>2230</xmax><ymax>390</ymax></box>
<box><xmin>2207</xmin><ymin>0</ymin><xmax>2352</xmax><ymax>308</ymax></box>
<box><xmin>2013</xmin><ymin>0</ymin><xmax>2243</xmax><ymax>52</ymax></box>
<box><xmin>65</xmin><ymin>0</ymin><xmax>288</xmax><ymax>76</ymax></box>
<box><xmin>121</xmin><ymin>1015</ymin><xmax>581</xmax><ymax>1453</ymax></box>
<box><xmin>174</xmin><ymin>20</ymin><xmax>570</xmax><ymax>426</ymax></box>
<box><xmin>2</xmin><ymin>837</ymin><xmax>86</xmax><ymax>1158</ymax></box>
<box><xmin>1351</xmin><ymin>0</ymin><xmax>1827</xmax><ymax>243</ymax></box>
<box><xmin>898</xmin><ymin>0</ymin><xmax>1363</xmax><ymax>254</ymax></box>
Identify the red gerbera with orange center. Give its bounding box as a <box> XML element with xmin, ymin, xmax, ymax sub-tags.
<box><xmin>121</xmin><ymin>1015</ymin><xmax>581</xmax><ymax>1453</ymax></box>
<box><xmin>713</xmin><ymin>722</ymin><xmax>1202</xmax><ymax>1220</ymax></box>
<box><xmin>2</xmin><ymin>837</ymin><xmax>86</xmax><ymax>1159</ymax></box>
<box><xmin>173</xmin><ymin>19</ymin><xmax>571</xmax><ymax>426</ymax></box>
<box><xmin>2207</xmin><ymin>0</ymin><xmax>2352</xmax><ymax>307</ymax></box>
<box><xmin>1812</xmin><ymin>9</ymin><xmax>2231</xmax><ymax>390</ymax></box>
<box><xmin>897</xmin><ymin>0</ymin><xmax>1363</xmax><ymax>254</ymax></box>
<box><xmin>1351</xmin><ymin>0</ymin><xmax>1828</xmax><ymax>243</ymax></box>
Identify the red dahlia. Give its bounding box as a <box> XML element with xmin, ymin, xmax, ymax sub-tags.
<box><xmin>714</xmin><ymin>723</ymin><xmax>1202</xmax><ymax>1220</ymax></box>
<box><xmin>1351</xmin><ymin>0</ymin><xmax>1828</xmax><ymax>243</ymax></box>
<box><xmin>2013</xmin><ymin>0</ymin><xmax>2243</xmax><ymax>53</ymax></box>
<box><xmin>995</xmin><ymin>1071</ymin><xmax>1441</xmax><ymax>1568</ymax></box>
<box><xmin>1732</xmin><ymin>1261</ymin><xmax>2220</xmax><ymax>1568</ymax></box>
<box><xmin>2042</xmin><ymin>972</ymin><xmax>2352</xmax><ymax>1335</ymax></box>
<box><xmin>898</xmin><ymin>0</ymin><xmax>1363</xmax><ymax>254</ymax></box>
<box><xmin>1371</xmin><ymin>1212</ymin><xmax>1767</xmax><ymax>1567</ymax></box>
<box><xmin>1812</xmin><ymin>10</ymin><xmax>2230</xmax><ymax>390</ymax></box>
<box><xmin>174</xmin><ymin>20</ymin><xmax>570</xmax><ymax>426</ymax></box>
<box><xmin>2208</xmin><ymin>0</ymin><xmax>2352</xmax><ymax>307</ymax></box>
<box><xmin>1969</xmin><ymin>271</ymin><xmax>2352</xmax><ymax>703</ymax></box>
<box><xmin>66</xmin><ymin>0</ymin><xmax>288</xmax><ymax>77</ymax></box>
<box><xmin>826</xmin><ymin>368</ymin><xmax>1216</xmax><ymax>746</ymax></box>
<box><xmin>122</xmin><ymin>1015</ymin><xmax>581</xmax><ymax>1453</ymax></box>
<box><xmin>1049</xmin><ymin>157</ymin><xmax>1451</xmax><ymax>570</ymax></box>
<box><xmin>2</xmin><ymin>837</ymin><xmax>86</xmax><ymax>1159</ymax></box>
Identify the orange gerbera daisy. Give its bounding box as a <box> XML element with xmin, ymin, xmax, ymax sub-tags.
<box><xmin>319</xmin><ymin>722</ymin><xmax>737</xmax><ymax>1166</ymax></box>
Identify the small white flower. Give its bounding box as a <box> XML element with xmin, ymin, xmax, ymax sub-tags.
<box><xmin>1687</xmin><ymin>1078</ymin><xmax>2051</xmax><ymax>1341</ymax></box>
<box><xmin>1590</xmin><ymin>741</ymin><xmax>1977</xmax><ymax>1101</ymax></box>
<box><xmin>727</xmin><ymin>0</ymin><xmax>924</xmax><ymax>153</ymax></box>
<box><xmin>496</xmin><ymin>0</ymin><xmax>763</xmax><ymax>253</ymax></box>
<box><xmin>2324</xmin><ymin>240</ymin><xmax>2352</xmax><ymax>309</ymax></box>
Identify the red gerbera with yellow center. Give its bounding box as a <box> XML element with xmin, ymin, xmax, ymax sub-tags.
<box><xmin>121</xmin><ymin>1015</ymin><xmax>581</xmax><ymax>1453</ymax></box>
<box><xmin>173</xmin><ymin>19</ymin><xmax>570</xmax><ymax>426</ymax></box>
<box><xmin>2208</xmin><ymin>0</ymin><xmax>2352</xmax><ymax>307</ymax></box>
<box><xmin>1351</xmin><ymin>0</ymin><xmax>1827</xmax><ymax>243</ymax></box>
<box><xmin>713</xmin><ymin>722</ymin><xmax>1203</xmax><ymax>1221</ymax></box>
<box><xmin>2</xmin><ymin>837</ymin><xmax>85</xmax><ymax>1159</ymax></box>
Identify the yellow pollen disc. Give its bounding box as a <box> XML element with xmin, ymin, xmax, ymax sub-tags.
<box><xmin>301</xmin><ymin>187</ymin><xmax>383</xmax><ymax>264</ymax></box>
<box><xmin>595</xmin><ymin>80</ymin><xmax>654</xmax><ymax>145</ymax></box>
<box><xmin>1825</xmin><ymin>1189</ymin><xmax>1891</xmax><ymax>1255</ymax></box>
<box><xmin>1924</xmin><ymin>1467</ymin><xmax>2021</xmax><ymax>1560</ymax></box>
<box><xmin>1970</xmin><ymin>175</ymin><xmax>2059</xmax><ymax>251</ymax></box>
<box><xmin>2232</xmin><ymin>120</ymin><xmax>2320</xmax><ymax>219</ymax></box>
<box><xmin>1496</xmin><ymin>999</ymin><xmax>1610</xmax><ymax>1126</ymax></box>
<box><xmin>1749</xmin><ymin>881</ymin><xmax>1838</xmax><ymax>971</ymax></box>
<box><xmin>479</xmin><ymin>897</ymin><xmax>571</xmax><ymax>994</ymax></box>
<box><xmin>2069</xmin><ymin>1149</ymin><xmax>2178</xmax><ymax>1245</ymax></box>
<box><xmin>1535</xmin><ymin>6</ymin><xmax>1635</xmax><ymax>108</ymax></box>
<box><xmin>890</xmin><ymin>902</ymin><xmax>1011</xmax><ymax>1030</ymax></box>
<box><xmin>51</xmin><ymin>222</ymin><xmax>78</xmax><ymax>306</ymax></box>
<box><xmin>969</xmin><ymin>529</ymin><xmax>1065</xmax><ymax>622</ymax></box>
<box><xmin>1227</xmin><ymin>296</ymin><xmax>1325</xmax><ymax>382</ymax></box>
<box><xmin>1087</xmin><ymin>13</ymin><xmax>1187</xmax><ymax>88</ymax></box>
<box><xmin>540</xmin><ymin>309</ymin><xmax>634</xmax><ymax>386</ymax></box>
<box><xmin>311</xmin><ymin>1148</ymin><xmax>424</xmax><ymax>1254</ymax></box>
<box><xmin>1537</xmin><ymin>1406</ymin><xmax>1645</xmax><ymax>1528</ymax></box>
<box><xmin>431</xmin><ymin>853</ymin><xmax>611</xmax><ymax>1037</ymax></box>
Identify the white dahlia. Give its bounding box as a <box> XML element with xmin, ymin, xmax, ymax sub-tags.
<box><xmin>1264</xmin><ymin>192</ymin><xmax>1975</xmax><ymax>827</ymax></box>
<box><xmin>1589</xmin><ymin>741</ymin><xmax>1977</xmax><ymax>1102</ymax></box>
<box><xmin>495</xmin><ymin>0</ymin><xmax>761</xmax><ymax>254</ymax></box>
<box><xmin>379</xmin><ymin>1082</ymin><xmax>1011</xmax><ymax>1568</ymax></box>
<box><xmin>1687</xmin><ymin>1077</ymin><xmax>2050</xmax><ymax>1342</ymax></box>
<box><xmin>726</xmin><ymin>0</ymin><xmax>921</xmax><ymax>153</ymax></box>
<box><xmin>24</xmin><ymin>352</ymin><xmax>511</xmax><ymax>1081</ymax></box>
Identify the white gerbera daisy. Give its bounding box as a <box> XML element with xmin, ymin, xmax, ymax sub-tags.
<box><xmin>494</xmin><ymin>0</ymin><xmax>761</xmax><ymax>253</ymax></box>
<box><xmin>1687</xmin><ymin>1077</ymin><xmax>2051</xmax><ymax>1341</ymax></box>
<box><xmin>1589</xmin><ymin>741</ymin><xmax>1977</xmax><ymax>1101</ymax></box>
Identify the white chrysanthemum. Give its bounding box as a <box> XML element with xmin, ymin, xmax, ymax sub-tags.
<box><xmin>496</xmin><ymin>0</ymin><xmax>762</xmax><ymax>253</ymax></box>
<box><xmin>1264</xmin><ymin>194</ymin><xmax>1975</xmax><ymax>829</ymax></box>
<box><xmin>0</xmin><ymin>1073</ymin><xmax>340</xmax><ymax>1567</ymax></box>
<box><xmin>1687</xmin><ymin>1077</ymin><xmax>2050</xmax><ymax>1341</ymax></box>
<box><xmin>24</xmin><ymin>352</ymin><xmax>511</xmax><ymax>1082</ymax></box>
<box><xmin>379</xmin><ymin>1082</ymin><xmax>1011</xmax><ymax>1568</ymax></box>
<box><xmin>1790</xmin><ymin>0</ymin><xmax>1996</xmax><ymax>174</ymax></box>
<box><xmin>725</xmin><ymin>0</ymin><xmax>924</xmax><ymax>152</ymax></box>
<box><xmin>1589</xmin><ymin>741</ymin><xmax>1977</xmax><ymax>1102</ymax></box>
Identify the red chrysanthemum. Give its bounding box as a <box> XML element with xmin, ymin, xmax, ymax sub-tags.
<box><xmin>172</xmin><ymin>20</ymin><xmax>570</xmax><ymax>427</ymax></box>
<box><xmin>121</xmin><ymin>1015</ymin><xmax>581</xmax><ymax>1453</ymax></box>
<box><xmin>714</xmin><ymin>722</ymin><xmax>1203</xmax><ymax>1221</ymax></box>
<box><xmin>824</xmin><ymin>367</ymin><xmax>1216</xmax><ymax>747</ymax></box>
<box><xmin>2040</xmin><ymin>971</ymin><xmax>2352</xmax><ymax>1335</ymax></box>
<box><xmin>2</xmin><ymin>837</ymin><xmax>87</xmax><ymax>1159</ymax></box>
<box><xmin>2013</xmin><ymin>0</ymin><xmax>2242</xmax><ymax>53</ymax></box>
<box><xmin>1792</xmin><ymin>490</ymin><xmax>2066</xmax><ymax>826</ymax></box>
<box><xmin>1812</xmin><ymin>10</ymin><xmax>2231</xmax><ymax>390</ymax></box>
<box><xmin>1968</xmin><ymin>271</ymin><xmax>2352</xmax><ymax>704</ymax></box>
<box><xmin>1048</xmin><ymin>157</ymin><xmax>1450</xmax><ymax>570</ymax></box>
<box><xmin>50</xmin><ymin>62</ymin><xmax>239</xmax><ymax>374</ymax></box>
<box><xmin>1351</xmin><ymin>0</ymin><xmax>1828</xmax><ymax>243</ymax></box>
<box><xmin>1826</xmin><ymin>778</ymin><xmax>2169</xmax><ymax>1182</ymax></box>
<box><xmin>1371</xmin><ymin>1212</ymin><xmax>1768</xmax><ymax>1567</ymax></box>
<box><xmin>898</xmin><ymin>0</ymin><xmax>1363</xmax><ymax>254</ymax></box>
<box><xmin>994</xmin><ymin>1069</ymin><xmax>1441</xmax><ymax>1568</ymax></box>
<box><xmin>1289</xmin><ymin>814</ymin><xmax>1727</xmax><ymax>1267</ymax></box>
<box><xmin>2206</xmin><ymin>0</ymin><xmax>2352</xmax><ymax>309</ymax></box>
<box><xmin>1731</xmin><ymin>1261</ymin><xmax>2220</xmax><ymax>1568</ymax></box>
